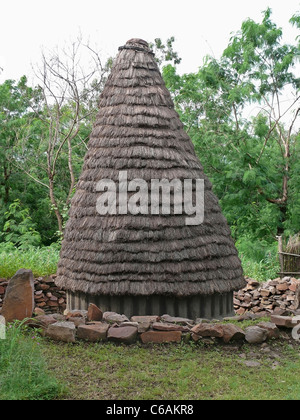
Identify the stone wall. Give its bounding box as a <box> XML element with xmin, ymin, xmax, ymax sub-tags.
<box><xmin>0</xmin><ymin>274</ymin><xmax>66</xmax><ymax>314</ymax></box>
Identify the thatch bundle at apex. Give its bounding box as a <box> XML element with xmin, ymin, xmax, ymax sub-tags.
<box><xmin>55</xmin><ymin>38</ymin><xmax>245</xmax><ymax>319</ymax></box>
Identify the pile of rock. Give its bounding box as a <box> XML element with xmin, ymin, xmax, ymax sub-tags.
<box><xmin>234</xmin><ymin>276</ymin><xmax>300</xmax><ymax>315</ymax></box>
<box><xmin>0</xmin><ymin>274</ymin><xmax>66</xmax><ymax>315</ymax></box>
<box><xmin>29</xmin><ymin>303</ymin><xmax>300</xmax><ymax>346</ymax></box>
<box><xmin>33</xmin><ymin>275</ymin><xmax>66</xmax><ymax>313</ymax></box>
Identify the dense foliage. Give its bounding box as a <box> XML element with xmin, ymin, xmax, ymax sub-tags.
<box><xmin>0</xmin><ymin>9</ymin><xmax>299</xmax><ymax>278</ymax></box>
<box><xmin>163</xmin><ymin>9</ymin><xmax>300</xmax><ymax>272</ymax></box>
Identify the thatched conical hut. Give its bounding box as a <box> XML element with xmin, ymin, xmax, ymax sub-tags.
<box><xmin>55</xmin><ymin>38</ymin><xmax>245</xmax><ymax>319</ymax></box>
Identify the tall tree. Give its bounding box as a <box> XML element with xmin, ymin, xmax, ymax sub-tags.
<box><xmin>163</xmin><ymin>8</ymin><xmax>300</xmax><ymax>241</ymax></box>
<box><xmin>15</xmin><ymin>37</ymin><xmax>111</xmax><ymax>235</ymax></box>
<box><xmin>0</xmin><ymin>77</ymin><xmax>41</xmax><ymax>206</ymax></box>
<box><xmin>221</xmin><ymin>8</ymin><xmax>299</xmax><ymax>218</ymax></box>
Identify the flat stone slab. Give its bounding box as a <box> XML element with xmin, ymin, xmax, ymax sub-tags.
<box><xmin>46</xmin><ymin>321</ymin><xmax>76</xmax><ymax>343</ymax></box>
<box><xmin>119</xmin><ymin>321</ymin><xmax>139</xmax><ymax>328</ymax></box>
<box><xmin>130</xmin><ymin>315</ymin><xmax>159</xmax><ymax>323</ymax></box>
<box><xmin>160</xmin><ymin>314</ymin><xmax>194</xmax><ymax>325</ymax></box>
<box><xmin>276</xmin><ymin>282</ymin><xmax>288</xmax><ymax>291</ymax></box>
<box><xmin>191</xmin><ymin>323</ymin><xmax>224</xmax><ymax>338</ymax></box>
<box><xmin>77</xmin><ymin>323</ymin><xmax>109</xmax><ymax>342</ymax></box>
<box><xmin>107</xmin><ymin>326</ymin><xmax>138</xmax><ymax>344</ymax></box>
<box><xmin>103</xmin><ymin>312</ymin><xmax>129</xmax><ymax>323</ymax></box>
<box><xmin>1</xmin><ymin>269</ymin><xmax>34</xmax><ymax>322</ymax></box>
<box><xmin>27</xmin><ymin>314</ymin><xmax>57</xmax><ymax>329</ymax></box>
<box><xmin>152</xmin><ymin>322</ymin><xmax>190</xmax><ymax>332</ymax></box>
<box><xmin>118</xmin><ymin>320</ymin><xmax>151</xmax><ymax>334</ymax></box>
<box><xmin>270</xmin><ymin>315</ymin><xmax>300</xmax><ymax>328</ymax></box>
<box><xmin>140</xmin><ymin>330</ymin><xmax>182</xmax><ymax>344</ymax></box>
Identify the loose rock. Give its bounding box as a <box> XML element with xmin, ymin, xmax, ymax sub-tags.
<box><xmin>257</xmin><ymin>322</ymin><xmax>280</xmax><ymax>340</ymax></box>
<box><xmin>245</xmin><ymin>326</ymin><xmax>268</xmax><ymax>344</ymax></box>
<box><xmin>34</xmin><ymin>307</ymin><xmax>46</xmax><ymax>316</ymax></box>
<box><xmin>191</xmin><ymin>323</ymin><xmax>224</xmax><ymax>338</ymax></box>
<box><xmin>270</xmin><ymin>315</ymin><xmax>297</xmax><ymax>328</ymax></box>
<box><xmin>291</xmin><ymin>324</ymin><xmax>300</xmax><ymax>342</ymax></box>
<box><xmin>107</xmin><ymin>326</ymin><xmax>138</xmax><ymax>344</ymax></box>
<box><xmin>34</xmin><ymin>314</ymin><xmax>57</xmax><ymax>329</ymax></box>
<box><xmin>152</xmin><ymin>322</ymin><xmax>190</xmax><ymax>332</ymax></box>
<box><xmin>77</xmin><ymin>323</ymin><xmax>109</xmax><ymax>342</ymax></box>
<box><xmin>136</xmin><ymin>321</ymin><xmax>151</xmax><ymax>333</ymax></box>
<box><xmin>221</xmin><ymin>324</ymin><xmax>245</xmax><ymax>343</ymax></box>
<box><xmin>160</xmin><ymin>314</ymin><xmax>194</xmax><ymax>325</ymax></box>
<box><xmin>45</xmin><ymin>321</ymin><xmax>76</xmax><ymax>343</ymax></box>
<box><xmin>130</xmin><ymin>315</ymin><xmax>159</xmax><ymax>323</ymax></box>
<box><xmin>1</xmin><ymin>269</ymin><xmax>35</xmax><ymax>322</ymax></box>
<box><xmin>87</xmin><ymin>303</ymin><xmax>103</xmax><ymax>322</ymax></box>
<box><xmin>103</xmin><ymin>312</ymin><xmax>129</xmax><ymax>323</ymax></box>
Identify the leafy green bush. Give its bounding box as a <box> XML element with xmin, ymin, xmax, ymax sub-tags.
<box><xmin>236</xmin><ymin>235</ymin><xmax>280</xmax><ymax>281</ymax></box>
<box><xmin>0</xmin><ymin>320</ymin><xmax>62</xmax><ymax>400</ymax></box>
<box><xmin>1</xmin><ymin>200</ymin><xmax>41</xmax><ymax>248</ymax></box>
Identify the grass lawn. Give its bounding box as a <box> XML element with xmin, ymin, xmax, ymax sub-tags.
<box><xmin>41</xmin><ymin>338</ymin><xmax>300</xmax><ymax>400</ymax></box>
<box><xmin>0</xmin><ymin>322</ymin><xmax>62</xmax><ymax>400</ymax></box>
<box><xmin>1</xmin><ymin>321</ymin><xmax>300</xmax><ymax>400</ymax></box>
<box><xmin>0</xmin><ymin>246</ymin><xmax>59</xmax><ymax>278</ymax></box>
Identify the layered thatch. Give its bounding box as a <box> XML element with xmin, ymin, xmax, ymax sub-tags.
<box><xmin>55</xmin><ymin>38</ymin><xmax>245</xmax><ymax>298</ymax></box>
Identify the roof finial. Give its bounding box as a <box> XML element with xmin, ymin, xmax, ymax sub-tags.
<box><xmin>119</xmin><ymin>38</ymin><xmax>154</xmax><ymax>55</ymax></box>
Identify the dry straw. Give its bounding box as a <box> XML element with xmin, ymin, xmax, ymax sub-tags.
<box><xmin>55</xmin><ymin>38</ymin><xmax>245</xmax><ymax>298</ymax></box>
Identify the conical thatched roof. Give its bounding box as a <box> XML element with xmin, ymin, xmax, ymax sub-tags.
<box><xmin>55</xmin><ymin>38</ymin><xmax>245</xmax><ymax>298</ymax></box>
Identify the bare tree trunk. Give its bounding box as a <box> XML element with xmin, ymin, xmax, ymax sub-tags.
<box><xmin>3</xmin><ymin>163</ymin><xmax>11</xmax><ymax>204</ymax></box>
<box><xmin>66</xmin><ymin>137</ymin><xmax>76</xmax><ymax>206</ymax></box>
<box><xmin>12</xmin><ymin>35</ymin><xmax>111</xmax><ymax>237</ymax></box>
<box><xmin>49</xmin><ymin>176</ymin><xmax>63</xmax><ymax>233</ymax></box>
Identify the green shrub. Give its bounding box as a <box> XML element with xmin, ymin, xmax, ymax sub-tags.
<box><xmin>0</xmin><ymin>320</ymin><xmax>63</xmax><ymax>400</ymax></box>
<box><xmin>236</xmin><ymin>235</ymin><xmax>280</xmax><ymax>281</ymax></box>
<box><xmin>1</xmin><ymin>200</ymin><xmax>41</xmax><ymax>248</ymax></box>
<box><xmin>0</xmin><ymin>244</ymin><xmax>60</xmax><ymax>278</ymax></box>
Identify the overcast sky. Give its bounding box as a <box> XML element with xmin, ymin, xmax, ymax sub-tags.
<box><xmin>0</xmin><ymin>0</ymin><xmax>299</xmax><ymax>83</ymax></box>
